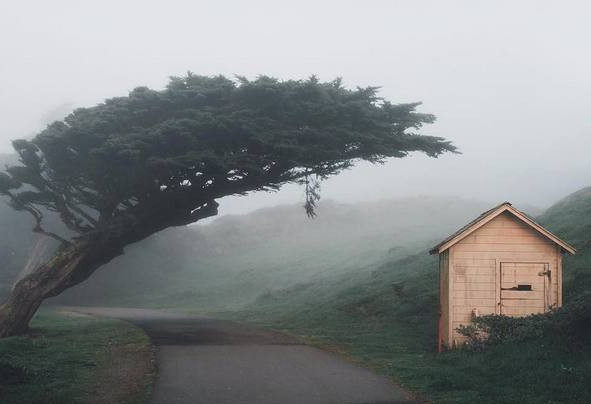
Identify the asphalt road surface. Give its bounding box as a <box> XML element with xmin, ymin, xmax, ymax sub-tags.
<box><xmin>72</xmin><ymin>307</ymin><xmax>419</xmax><ymax>404</ymax></box>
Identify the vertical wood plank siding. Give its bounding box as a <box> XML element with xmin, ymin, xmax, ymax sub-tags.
<box><xmin>446</xmin><ymin>212</ymin><xmax>561</xmax><ymax>346</ymax></box>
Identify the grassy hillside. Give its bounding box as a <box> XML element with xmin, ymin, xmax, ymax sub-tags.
<box><xmin>226</xmin><ymin>189</ymin><xmax>591</xmax><ymax>404</ymax></box>
<box><xmin>538</xmin><ymin>186</ymin><xmax>591</xmax><ymax>300</ymax></box>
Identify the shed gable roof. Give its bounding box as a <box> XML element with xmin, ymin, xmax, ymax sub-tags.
<box><xmin>429</xmin><ymin>202</ymin><xmax>576</xmax><ymax>255</ymax></box>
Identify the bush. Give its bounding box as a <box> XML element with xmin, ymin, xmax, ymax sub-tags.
<box><xmin>458</xmin><ymin>293</ymin><xmax>591</xmax><ymax>350</ymax></box>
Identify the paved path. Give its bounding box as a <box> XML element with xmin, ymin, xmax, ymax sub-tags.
<box><xmin>70</xmin><ymin>307</ymin><xmax>419</xmax><ymax>404</ymax></box>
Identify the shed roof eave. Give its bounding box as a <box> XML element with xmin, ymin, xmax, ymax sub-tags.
<box><xmin>429</xmin><ymin>202</ymin><xmax>576</xmax><ymax>256</ymax></box>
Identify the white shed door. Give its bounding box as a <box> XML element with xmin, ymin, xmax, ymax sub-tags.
<box><xmin>500</xmin><ymin>262</ymin><xmax>548</xmax><ymax>316</ymax></box>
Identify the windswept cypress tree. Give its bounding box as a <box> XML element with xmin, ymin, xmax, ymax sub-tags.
<box><xmin>0</xmin><ymin>74</ymin><xmax>456</xmax><ymax>336</ymax></box>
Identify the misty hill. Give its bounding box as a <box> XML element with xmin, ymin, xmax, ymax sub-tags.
<box><xmin>171</xmin><ymin>197</ymin><xmax>494</xmax><ymax>256</ymax></box>
<box><xmin>243</xmin><ymin>186</ymin><xmax>591</xmax><ymax>326</ymax></box>
<box><xmin>228</xmin><ymin>187</ymin><xmax>591</xmax><ymax>404</ymax></box>
<box><xmin>57</xmin><ymin>196</ymin><xmax>494</xmax><ymax>309</ymax></box>
<box><xmin>235</xmin><ymin>186</ymin><xmax>591</xmax><ymax>326</ymax></box>
<box><xmin>538</xmin><ymin>186</ymin><xmax>591</xmax><ymax>247</ymax></box>
<box><xmin>538</xmin><ymin>186</ymin><xmax>591</xmax><ymax>300</ymax></box>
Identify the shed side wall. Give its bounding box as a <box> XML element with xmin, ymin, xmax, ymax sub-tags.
<box><xmin>557</xmin><ymin>245</ymin><xmax>563</xmax><ymax>307</ymax></box>
<box><xmin>439</xmin><ymin>250</ymin><xmax>450</xmax><ymax>349</ymax></box>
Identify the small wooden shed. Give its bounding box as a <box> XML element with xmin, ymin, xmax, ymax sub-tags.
<box><xmin>430</xmin><ymin>202</ymin><xmax>576</xmax><ymax>350</ymax></box>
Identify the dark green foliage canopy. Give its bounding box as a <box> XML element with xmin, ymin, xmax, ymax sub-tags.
<box><xmin>0</xmin><ymin>74</ymin><xmax>455</xmax><ymax>243</ymax></box>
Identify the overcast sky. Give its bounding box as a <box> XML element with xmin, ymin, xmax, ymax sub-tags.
<box><xmin>1</xmin><ymin>0</ymin><xmax>590</xmax><ymax>215</ymax></box>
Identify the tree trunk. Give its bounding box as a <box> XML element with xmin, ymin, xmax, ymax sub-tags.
<box><xmin>0</xmin><ymin>237</ymin><xmax>123</xmax><ymax>337</ymax></box>
<box><xmin>0</xmin><ymin>200</ymin><xmax>219</xmax><ymax>338</ymax></box>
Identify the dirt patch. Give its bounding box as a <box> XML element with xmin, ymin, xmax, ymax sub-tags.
<box><xmin>56</xmin><ymin>309</ymin><xmax>93</xmax><ymax>318</ymax></box>
<box><xmin>85</xmin><ymin>324</ymin><xmax>156</xmax><ymax>404</ymax></box>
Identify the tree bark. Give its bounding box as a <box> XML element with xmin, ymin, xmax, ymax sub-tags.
<box><xmin>0</xmin><ymin>237</ymin><xmax>123</xmax><ymax>337</ymax></box>
<box><xmin>16</xmin><ymin>236</ymin><xmax>56</xmax><ymax>286</ymax></box>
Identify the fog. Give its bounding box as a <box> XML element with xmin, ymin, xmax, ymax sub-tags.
<box><xmin>1</xmin><ymin>0</ymin><xmax>590</xmax><ymax>215</ymax></box>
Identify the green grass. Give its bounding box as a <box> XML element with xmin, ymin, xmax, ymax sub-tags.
<box><xmin>256</xmin><ymin>315</ymin><xmax>591</xmax><ymax>404</ymax></box>
<box><xmin>227</xmin><ymin>248</ymin><xmax>591</xmax><ymax>404</ymax></box>
<box><xmin>0</xmin><ymin>310</ymin><xmax>153</xmax><ymax>404</ymax></box>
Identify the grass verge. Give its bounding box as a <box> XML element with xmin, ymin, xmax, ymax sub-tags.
<box><xmin>0</xmin><ymin>309</ymin><xmax>154</xmax><ymax>404</ymax></box>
